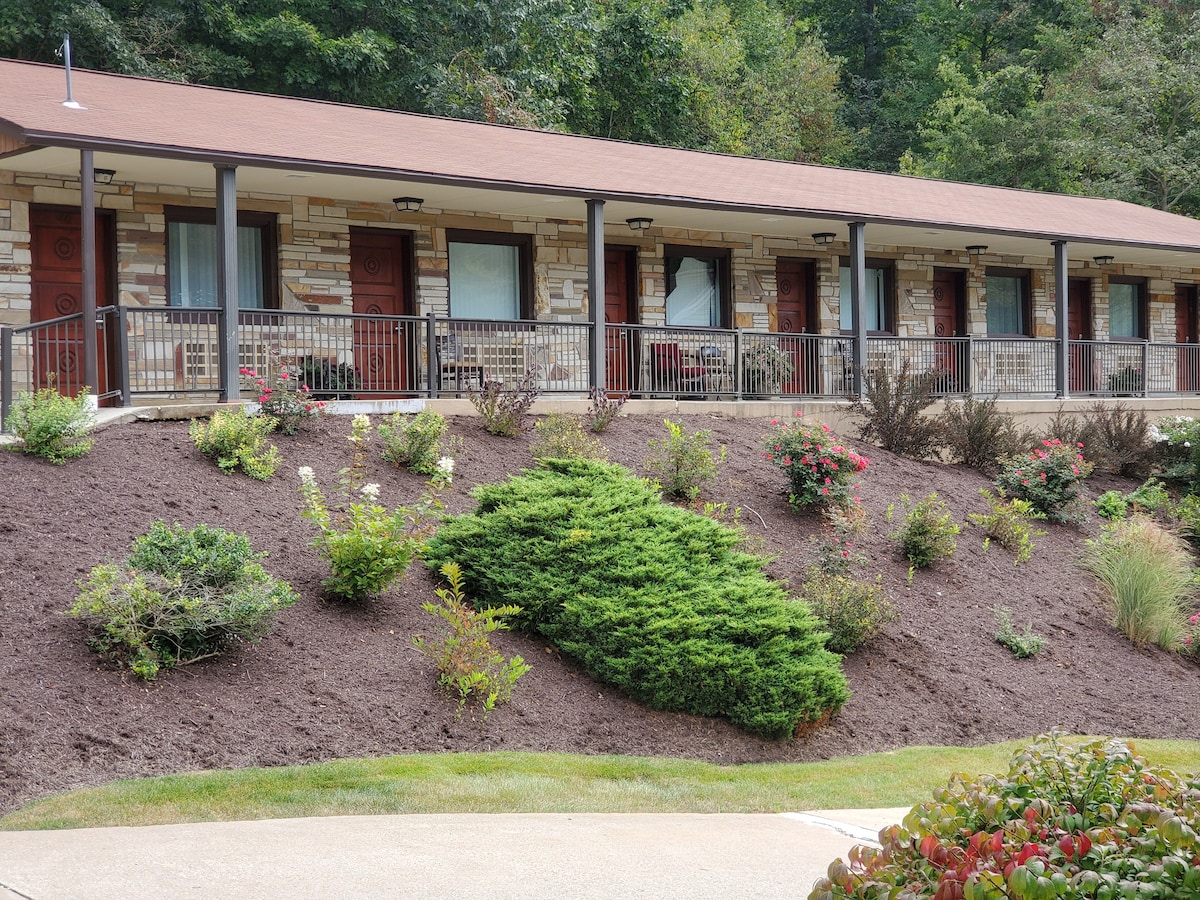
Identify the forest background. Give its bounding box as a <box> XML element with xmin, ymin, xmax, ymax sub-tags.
<box><xmin>1</xmin><ymin>0</ymin><xmax>1197</xmax><ymax>216</ymax></box>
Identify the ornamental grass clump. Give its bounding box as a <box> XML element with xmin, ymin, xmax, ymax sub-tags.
<box><xmin>4</xmin><ymin>383</ymin><xmax>94</xmax><ymax>463</ymax></box>
<box><xmin>762</xmin><ymin>412</ymin><xmax>868</xmax><ymax>510</ymax></box>
<box><xmin>995</xmin><ymin>438</ymin><xmax>1094</xmax><ymax>524</ymax></box>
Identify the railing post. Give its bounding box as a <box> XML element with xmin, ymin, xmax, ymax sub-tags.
<box><xmin>848</xmin><ymin>221</ymin><xmax>867</xmax><ymax>398</ymax></box>
<box><xmin>965</xmin><ymin>335</ymin><xmax>974</xmax><ymax>396</ymax></box>
<box><xmin>1141</xmin><ymin>340</ymin><xmax>1149</xmax><ymax>397</ymax></box>
<box><xmin>117</xmin><ymin>305</ymin><xmax>131</xmax><ymax>406</ymax></box>
<box><xmin>426</xmin><ymin>311</ymin><xmax>439</xmax><ymax>398</ymax></box>
<box><xmin>1053</xmin><ymin>240</ymin><xmax>1069</xmax><ymax>399</ymax></box>
<box><xmin>733</xmin><ymin>328</ymin><xmax>743</xmax><ymax>399</ymax></box>
<box><xmin>1</xmin><ymin>326</ymin><xmax>12</xmax><ymax>432</ymax></box>
<box><xmin>586</xmin><ymin>199</ymin><xmax>605</xmax><ymax>393</ymax></box>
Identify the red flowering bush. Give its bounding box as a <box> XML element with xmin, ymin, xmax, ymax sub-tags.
<box><xmin>240</xmin><ymin>358</ymin><xmax>325</xmax><ymax>435</ymax></box>
<box><xmin>762</xmin><ymin>412</ymin><xmax>868</xmax><ymax>509</ymax></box>
<box><xmin>995</xmin><ymin>438</ymin><xmax>1094</xmax><ymax>524</ymax></box>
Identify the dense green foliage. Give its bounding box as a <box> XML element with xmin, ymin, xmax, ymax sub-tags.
<box><xmin>8</xmin><ymin>1</ymin><xmax>1196</xmax><ymax>211</ymax></box>
<box><xmin>892</xmin><ymin>493</ymin><xmax>959</xmax><ymax>569</ymax></box>
<box><xmin>423</xmin><ymin>459</ymin><xmax>849</xmax><ymax>738</ymax></box>
<box><xmin>4</xmin><ymin>384</ymin><xmax>94</xmax><ymax>463</ymax></box>
<box><xmin>189</xmin><ymin>409</ymin><xmax>280</xmax><ymax>479</ymax></box>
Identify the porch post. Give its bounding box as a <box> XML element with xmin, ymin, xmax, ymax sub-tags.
<box><xmin>1053</xmin><ymin>240</ymin><xmax>1069</xmax><ymax>398</ymax></box>
<box><xmin>848</xmin><ymin>221</ymin><xmax>867</xmax><ymax>397</ymax></box>
<box><xmin>80</xmin><ymin>150</ymin><xmax>99</xmax><ymax>398</ymax></box>
<box><xmin>215</xmin><ymin>165</ymin><xmax>240</xmax><ymax>402</ymax></box>
<box><xmin>586</xmin><ymin>199</ymin><xmax>606</xmax><ymax>392</ymax></box>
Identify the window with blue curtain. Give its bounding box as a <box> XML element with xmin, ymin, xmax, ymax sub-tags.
<box><xmin>838</xmin><ymin>265</ymin><xmax>888</xmax><ymax>331</ymax></box>
<box><xmin>167</xmin><ymin>220</ymin><xmax>267</xmax><ymax>308</ymax></box>
<box><xmin>985</xmin><ymin>274</ymin><xmax>1026</xmax><ymax>335</ymax></box>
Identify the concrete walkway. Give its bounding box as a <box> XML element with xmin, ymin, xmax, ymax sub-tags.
<box><xmin>0</xmin><ymin>810</ymin><xmax>908</xmax><ymax>900</ymax></box>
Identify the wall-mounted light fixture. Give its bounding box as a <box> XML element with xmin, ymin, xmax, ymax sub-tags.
<box><xmin>966</xmin><ymin>245</ymin><xmax>988</xmax><ymax>256</ymax></box>
<box><xmin>812</xmin><ymin>232</ymin><xmax>836</xmax><ymax>246</ymax></box>
<box><xmin>94</xmin><ymin>168</ymin><xmax>116</xmax><ymax>185</ymax></box>
<box><xmin>1093</xmin><ymin>255</ymin><xmax>1115</xmax><ymax>266</ymax></box>
<box><xmin>392</xmin><ymin>196</ymin><xmax>424</xmax><ymax>213</ymax></box>
<box><xmin>626</xmin><ymin>216</ymin><xmax>653</xmax><ymax>232</ymax></box>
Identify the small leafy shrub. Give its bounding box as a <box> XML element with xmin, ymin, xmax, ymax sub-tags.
<box><xmin>413</xmin><ymin>561</ymin><xmax>530</xmax><ymax>715</ymax></box>
<box><xmin>68</xmin><ymin>523</ymin><xmax>297</xmax><ymax>680</ymax></box>
<box><xmin>299</xmin><ymin>356</ymin><xmax>361</xmax><ymax>400</ymax></box>
<box><xmin>189</xmin><ymin>409</ymin><xmax>280</xmax><ymax>480</ymax></box>
<box><xmin>968</xmin><ymin>489</ymin><xmax>1046</xmax><ymax>564</ymax></box>
<box><xmin>1085</xmin><ymin>516</ymin><xmax>1195</xmax><ymax>650</ymax></box>
<box><xmin>1079</xmin><ymin>402</ymin><xmax>1154</xmax><ymax>478</ymax></box>
<box><xmin>762</xmin><ymin>412</ymin><xmax>869</xmax><ymax>510</ymax></box>
<box><xmin>993</xmin><ymin>605</ymin><xmax>1048</xmax><ymax>658</ymax></box>
<box><xmin>298</xmin><ymin>415</ymin><xmax>442</xmax><ymax>601</ymax></box>
<box><xmin>802</xmin><ymin>569</ymin><xmax>896</xmax><ymax>655</ymax></box>
<box><xmin>937</xmin><ymin>395</ymin><xmax>1032</xmax><ymax>475</ymax></box>
<box><xmin>470</xmin><ymin>371</ymin><xmax>541</xmax><ymax>436</ymax></box>
<box><xmin>1151</xmin><ymin>415</ymin><xmax>1200</xmax><ymax>493</ymax></box>
<box><xmin>809</xmin><ymin>732</ymin><xmax>1200</xmax><ymax>900</ymax></box>
<box><xmin>995</xmin><ymin>438</ymin><xmax>1094</xmax><ymax>524</ymax></box>
<box><xmin>810</xmin><ymin>505</ymin><xmax>871</xmax><ymax>575</ymax></box>
<box><xmin>240</xmin><ymin>357</ymin><xmax>324</xmax><ymax>435</ymax></box>
<box><xmin>644</xmin><ymin>418</ymin><xmax>724</xmax><ymax>500</ymax></box>
<box><xmin>531</xmin><ymin>412</ymin><xmax>608</xmax><ymax>464</ymax></box>
<box><xmin>4</xmin><ymin>384</ymin><xmax>94</xmax><ymax>463</ymax></box>
<box><xmin>424</xmin><ymin>459</ymin><xmax>849</xmax><ymax>738</ymax></box>
<box><xmin>1174</xmin><ymin>493</ymin><xmax>1200</xmax><ymax>550</ymax></box>
<box><xmin>378</xmin><ymin>408</ymin><xmax>460</xmax><ymax>475</ymax></box>
<box><xmin>892</xmin><ymin>493</ymin><xmax>959</xmax><ymax>568</ymax></box>
<box><xmin>1094</xmin><ymin>490</ymin><xmax>1128</xmax><ymax>521</ymax></box>
<box><xmin>851</xmin><ymin>359</ymin><xmax>941</xmax><ymax>459</ymax></box>
<box><xmin>583</xmin><ymin>386</ymin><xmax>626</xmax><ymax>432</ymax></box>
<box><xmin>1126</xmin><ymin>477</ymin><xmax>1171</xmax><ymax>515</ymax></box>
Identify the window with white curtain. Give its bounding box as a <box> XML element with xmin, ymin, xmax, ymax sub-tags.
<box><xmin>449</xmin><ymin>241</ymin><xmax>521</xmax><ymax>319</ymax></box>
<box><xmin>665</xmin><ymin>249</ymin><xmax>727</xmax><ymax>327</ymax></box>
<box><xmin>166</xmin><ymin>211</ymin><xmax>273</xmax><ymax>308</ymax></box>
<box><xmin>1108</xmin><ymin>281</ymin><xmax>1145</xmax><ymax>339</ymax></box>
<box><xmin>838</xmin><ymin>264</ymin><xmax>889</xmax><ymax>332</ymax></box>
<box><xmin>985</xmin><ymin>271</ymin><xmax>1029</xmax><ymax>335</ymax></box>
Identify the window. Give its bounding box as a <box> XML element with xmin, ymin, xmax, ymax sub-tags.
<box><xmin>984</xmin><ymin>269</ymin><xmax>1030</xmax><ymax>336</ymax></box>
<box><xmin>838</xmin><ymin>261</ymin><xmax>891</xmax><ymax>332</ymax></box>
<box><xmin>165</xmin><ymin>208</ymin><xmax>276</xmax><ymax>308</ymax></box>
<box><xmin>447</xmin><ymin>230</ymin><xmax>533</xmax><ymax>319</ymax></box>
<box><xmin>1108</xmin><ymin>279</ymin><xmax>1146</xmax><ymax>339</ymax></box>
<box><xmin>665</xmin><ymin>246</ymin><xmax>729</xmax><ymax>327</ymax></box>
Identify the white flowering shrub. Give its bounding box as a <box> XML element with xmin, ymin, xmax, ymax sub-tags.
<box><xmin>1152</xmin><ymin>416</ymin><xmax>1200</xmax><ymax>493</ymax></box>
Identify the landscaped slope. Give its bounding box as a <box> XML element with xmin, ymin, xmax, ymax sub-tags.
<box><xmin>1</xmin><ymin>412</ymin><xmax>1195</xmax><ymax>814</ymax></box>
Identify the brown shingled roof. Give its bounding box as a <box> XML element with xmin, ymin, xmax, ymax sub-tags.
<box><xmin>2</xmin><ymin>58</ymin><xmax>1199</xmax><ymax>252</ymax></box>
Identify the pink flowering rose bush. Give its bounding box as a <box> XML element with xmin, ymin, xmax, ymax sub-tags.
<box><xmin>762</xmin><ymin>412</ymin><xmax>869</xmax><ymax>510</ymax></box>
<box><xmin>995</xmin><ymin>439</ymin><xmax>1095</xmax><ymax>524</ymax></box>
<box><xmin>240</xmin><ymin>357</ymin><xmax>326</xmax><ymax>436</ymax></box>
<box><xmin>1183</xmin><ymin>611</ymin><xmax>1200</xmax><ymax>661</ymax></box>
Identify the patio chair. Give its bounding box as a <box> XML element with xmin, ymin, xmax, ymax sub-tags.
<box><xmin>648</xmin><ymin>342</ymin><xmax>707</xmax><ymax>394</ymax></box>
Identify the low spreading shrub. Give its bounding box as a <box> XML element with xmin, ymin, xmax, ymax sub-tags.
<box><xmin>423</xmin><ymin>459</ymin><xmax>849</xmax><ymax>738</ymax></box>
<box><xmin>189</xmin><ymin>408</ymin><xmax>280</xmax><ymax>479</ymax></box>
<box><xmin>993</xmin><ymin>605</ymin><xmax>1048</xmax><ymax>658</ymax></box>
<box><xmin>995</xmin><ymin>438</ymin><xmax>1094</xmax><ymax>524</ymax></box>
<box><xmin>68</xmin><ymin>522</ymin><xmax>297</xmax><ymax>680</ymax></box>
<box><xmin>240</xmin><ymin>356</ymin><xmax>324</xmax><ymax>435</ymax></box>
<box><xmin>378</xmin><ymin>408</ymin><xmax>459</xmax><ymax>475</ymax></box>
<box><xmin>583</xmin><ymin>387</ymin><xmax>626</xmax><ymax>433</ymax></box>
<box><xmin>4</xmin><ymin>384</ymin><xmax>94</xmax><ymax>463</ymax></box>
<box><xmin>413</xmin><ymin>561</ymin><xmax>530</xmax><ymax>715</ymax></box>
<box><xmin>644</xmin><ymin>418</ymin><xmax>724</xmax><ymax>500</ymax></box>
<box><xmin>1085</xmin><ymin>516</ymin><xmax>1195</xmax><ymax>650</ymax></box>
<box><xmin>968</xmin><ymin>489</ymin><xmax>1046</xmax><ymax>565</ymax></box>
<box><xmin>851</xmin><ymin>359</ymin><xmax>941</xmax><ymax>459</ymax></box>
<box><xmin>762</xmin><ymin>413</ymin><xmax>868</xmax><ymax>510</ymax></box>
<box><xmin>1094</xmin><ymin>490</ymin><xmax>1129</xmax><ymax>521</ymax></box>
<box><xmin>1126</xmin><ymin>477</ymin><xmax>1171</xmax><ymax>515</ymax></box>
<box><xmin>470</xmin><ymin>371</ymin><xmax>541</xmax><ymax>436</ymax></box>
<box><xmin>892</xmin><ymin>493</ymin><xmax>959</xmax><ymax>568</ymax></box>
<box><xmin>937</xmin><ymin>395</ymin><xmax>1032</xmax><ymax>475</ymax></box>
<box><xmin>810</xmin><ymin>732</ymin><xmax>1200</xmax><ymax>900</ymax></box>
<box><xmin>531</xmin><ymin>413</ymin><xmax>609</xmax><ymax>464</ymax></box>
<box><xmin>801</xmin><ymin>569</ymin><xmax>896</xmax><ymax>655</ymax></box>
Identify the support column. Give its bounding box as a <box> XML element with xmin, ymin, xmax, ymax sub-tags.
<box><xmin>80</xmin><ymin>150</ymin><xmax>99</xmax><ymax>399</ymax></box>
<box><xmin>587</xmin><ymin>199</ymin><xmax>606</xmax><ymax>393</ymax></box>
<box><xmin>1053</xmin><ymin>240</ymin><xmax>1069</xmax><ymax>399</ymax></box>
<box><xmin>848</xmin><ymin>221</ymin><xmax>867</xmax><ymax>397</ymax></box>
<box><xmin>215</xmin><ymin>165</ymin><xmax>240</xmax><ymax>402</ymax></box>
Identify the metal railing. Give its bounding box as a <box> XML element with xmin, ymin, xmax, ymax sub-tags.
<box><xmin>434</xmin><ymin>316</ymin><xmax>591</xmax><ymax>395</ymax></box>
<box><xmin>971</xmin><ymin>338</ymin><xmax>1058</xmax><ymax>397</ymax></box>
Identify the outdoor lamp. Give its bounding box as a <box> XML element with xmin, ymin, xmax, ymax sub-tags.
<box><xmin>626</xmin><ymin>216</ymin><xmax>653</xmax><ymax>232</ymax></box>
<box><xmin>393</xmin><ymin>197</ymin><xmax>424</xmax><ymax>213</ymax></box>
<box><xmin>1093</xmin><ymin>255</ymin><xmax>1115</xmax><ymax>266</ymax></box>
<box><xmin>966</xmin><ymin>245</ymin><xmax>988</xmax><ymax>255</ymax></box>
<box><xmin>812</xmin><ymin>232</ymin><xmax>836</xmax><ymax>246</ymax></box>
<box><xmin>94</xmin><ymin>168</ymin><xmax>116</xmax><ymax>185</ymax></box>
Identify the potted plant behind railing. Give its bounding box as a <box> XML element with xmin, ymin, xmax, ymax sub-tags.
<box><xmin>1107</xmin><ymin>365</ymin><xmax>1143</xmax><ymax>396</ymax></box>
<box><xmin>741</xmin><ymin>342</ymin><xmax>795</xmax><ymax>398</ymax></box>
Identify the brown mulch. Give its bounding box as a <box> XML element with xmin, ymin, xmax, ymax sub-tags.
<box><xmin>1</xmin><ymin>410</ymin><xmax>1197</xmax><ymax>815</ymax></box>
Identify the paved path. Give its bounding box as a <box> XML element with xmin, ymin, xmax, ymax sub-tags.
<box><xmin>0</xmin><ymin>810</ymin><xmax>909</xmax><ymax>899</ymax></box>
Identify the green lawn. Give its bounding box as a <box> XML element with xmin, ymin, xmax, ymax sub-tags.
<box><xmin>4</xmin><ymin>737</ymin><xmax>1198</xmax><ymax>831</ymax></box>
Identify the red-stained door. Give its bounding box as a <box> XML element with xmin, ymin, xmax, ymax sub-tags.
<box><xmin>932</xmin><ymin>268</ymin><xmax>965</xmax><ymax>391</ymax></box>
<box><xmin>604</xmin><ymin>247</ymin><xmax>636</xmax><ymax>395</ymax></box>
<box><xmin>1176</xmin><ymin>284</ymin><xmax>1199</xmax><ymax>392</ymax></box>
<box><xmin>350</xmin><ymin>228</ymin><xmax>413</xmax><ymax>395</ymax></box>
<box><xmin>776</xmin><ymin>258</ymin><xmax>815</xmax><ymax>393</ymax></box>
<box><xmin>1069</xmin><ymin>278</ymin><xmax>1094</xmax><ymax>392</ymax></box>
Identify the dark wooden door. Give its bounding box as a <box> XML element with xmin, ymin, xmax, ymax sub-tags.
<box><xmin>932</xmin><ymin>268</ymin><xmax>964</xmax><ymax>391</ymax></box>
<box><xmin>775</xmin><ymin>258</ymin><xmax>814</xmax><ymax>393</ymax></box>
<box><xmin>604</xmin><ymin>247</ymin><xmax>635</xmax><ymax>394</ymax></box>
<box><xmin>1176</xmin><ymin>284</ymin><xmax>1199</xmax><ymax>392</ymax></box>
<box><xmin>1069</xmin><ymin>278</ymin><xmax>1094</xmax><ymax>392</ymax></box>
<box><xmin>350</xmin><ymin>228</ymin><xmax>412</xmax><ymax>395</ymax></box>
<box><xmin>30</xmin><ymin>207</ymin><xmax>114</xmax><ymax>403</ymax></box>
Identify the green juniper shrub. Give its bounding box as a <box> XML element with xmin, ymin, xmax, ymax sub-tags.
<box><xmin>469</xmin><ymin>371</ymin><xmax>541</xmax><ymax>436</ymax></box>
<box><xmin>4</xmin><ymin>383</ymin><xmax>94</xmax><ymax>463</ymax></box>
<box><xmin>377</xmin><ymin>407</ymin><xmax>460</xmax><ymax>475</ymax></box>
<box><xmin>1093</xmin><ymin>489</ymin><xmax>1129</xmax><ymax>521</ymax></box>
<box><xmin>995</xmin><ymin>438</ymin><xmax>1094</xmax><ymax>524</ymax></box>
<box><xmin>993</xmin><ymin>605</ymin><xmax>1048</xmax><ymax>658</ymax></box>
<box><xmin>1079</xmin><ymin>401</ymin><xmax>1155</xmax><ymax>478</ymax></box>
<box><xmin>762</xmin><ymin>413</ymin><xmax>869</xmax><ymax>510</ymax></box>
<box><xmin>809</xmin><ymin>732</ymin><xmax>1200</xmax><ymax>900</ymax></box>
<box><xmin>1085</xmin><ymin>516</ymin><xmax>1195</xmax><ymax>651</ymax></box>
<box><xmin>967</xmin><ymin>489</ymin><xmax>1046</xmax><ymax>564</ymax></box>
<box><xmin>413</xmin><ymin>561</ymin><xmax>530</xmax><ymax>716</ymax></box>
<box><xmin>531</xmin><ymin>412</ymin><xmax>609</xmax><ymax>465</ymax></box>
<box><xmin>68</xmin><ymin>523</ymin><xmax>297</xmax><ymax>680</ymax></box>
<box><xmin>801</xmin><ymin>568</ymin><xmax>896</xmax><ymax>655</ymax></box>
<box><xmin>583</xmin><ymin>386</ymin><xmax>626</xmax><ymax>433</ymax></box>
<box><xmin>892</xmin><ymin>492</ymin><xmax>959</xmax><ymax>568</ymax></box>
<box><xmin>423</xmin><ymin>459</ymin><xmax>849</xmax><ymax>739</ymax></box>
<box><xmin>189</xmin><ymin>408</ymin><xmax>280</xmax><ymax>480</ymax></box>
<box><xmin>644</xmin><ymin>418</ymin><xmax>724</xmax><ymax>500</ymax></box>
<box><xmin>937</xmin><ymin>395</ymin><xmax>1033</xmax><ymax>475</ymax></box>
<box><xmin>851</xmin><ymin>359</ymin><xmax>941</xmax><ymax>459</ymax></box>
